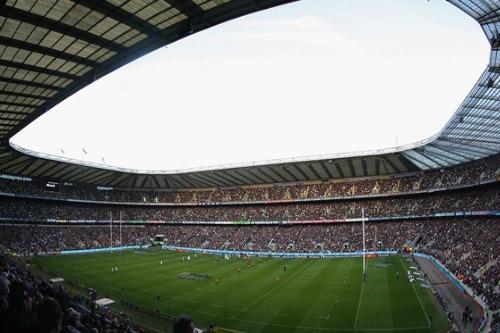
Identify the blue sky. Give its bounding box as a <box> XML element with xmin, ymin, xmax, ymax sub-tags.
<box><xmin>11</xmin><ymin>0</ymin><xmax>490</xmax><ymax>172</ymax></box>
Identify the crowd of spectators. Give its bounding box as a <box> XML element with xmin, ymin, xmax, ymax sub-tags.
<box><xmin>0</xmin><ymin>186</ymin><xmax>497</xmax><ymax>222</ymax></box>
<box><xmin>0</xmin><ymin>255</ymin><xmax>147</xmax><ymax>332</ymax></box>
<box><xmin>0</xmin><ymin>225</ymin><xmax>149</xmax><ymax>255</ymax></box>
<box><xmin>0</xmin><ymin>155</ymin><xmax>498</xmax><ymax>204</ymax></box>
<box><xmin>0</xmin><ymin>218</ymin><xmax>498</xmax><ymax>311</ymax></box>
<box><xmin>492</xmin><ymin>312</ymin><xmax>500</xmax><ymax>332</ymax></box>
<box><xmin>0</xmin><ymin>155</ymin><xmax>498</xmax><ymax>331</ymax></box>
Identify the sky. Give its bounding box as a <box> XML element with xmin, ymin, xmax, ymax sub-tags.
<box><xmin>10</xmin><ymin>0</ymin><xmax>490</xmax><ymax>173</ymax></box>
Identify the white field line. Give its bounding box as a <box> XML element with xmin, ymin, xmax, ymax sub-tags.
<box><xmin>353</xmin><ymin>278</ymin><xmax>365</xmax><ymax>329</ymax></box>
<box><xmin>398</xmin><ymin>256</ymin><xmax>431</xmax><ymax>328</ymax></box>
<box><xmin>235</xmin><ymin>317</ymin><xmax>430</xmax><ymax>331</ymax></box>
<box><xmin>45</xmin><ymin>254</ymin><xmax>433</xmax><ymax>331</ymax></box>
<box><xmin>231</xmin><ymin>260</ymin><xmax>312</xmax><ymax>319</ymax></box>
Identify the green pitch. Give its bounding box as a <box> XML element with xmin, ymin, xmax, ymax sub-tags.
<box><xmin>33</xmin><ymin>249</ymin><xmax>451</xmax><ymax>333</ymax></box>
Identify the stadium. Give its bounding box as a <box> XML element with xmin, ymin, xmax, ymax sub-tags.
<box><xmin>0</xmin><ymin>0</ymin><xmax>499</xmax><ymax>333</ymax></box>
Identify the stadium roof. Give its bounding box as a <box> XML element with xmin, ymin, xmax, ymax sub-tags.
<box><xmin>0</xmin><ymin>0</ymin><xmax>498</xmax><ymax>189</ymax></box>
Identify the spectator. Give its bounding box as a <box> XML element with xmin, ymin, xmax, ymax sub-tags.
<box><xmin>37</xmin><ymin>297</ymin><xmax>62</xmax><ymax>333</ymax></box>
<box><xmin>6</xmin><ymin>281</ymin><xmax>36</xmax><ymax>333</ymax></box>
<box><xmin>173</xmin><ymin>315</ymin><xmax>195</xmax><ymax>333</ymax></box>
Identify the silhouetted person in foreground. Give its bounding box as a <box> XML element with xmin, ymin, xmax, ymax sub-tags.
<box><xmin>173</xmin><ymin>315</ymin><xmax>195</xmax><ymax>333</ymax></box>
<box><xmin>36</xmin><ymin>297</ymin><xmax>62</xmax><ymax>333</ymax></box>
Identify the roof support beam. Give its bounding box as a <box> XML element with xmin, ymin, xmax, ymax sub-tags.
<box><xmin>347</xmin><ymin>159</ymin><xmax>356</xmax><ymax>177</ymax></box>
<box><xmin>166</xmin><ymin>0</ymin><xmax>204</xmax><ymax>17</ymax></box>
<box><xmin>87</xmin><ymin>171</ymin><xmax>116</xmax><ymax>185</ymax></box>
<box><xmin>231</xmin><ymin>170</ymin><xmax>256</xmax><ymax>185</ymax></box>
<box><xmin>79</xmin><ymin>170</ymin><xmax>110</xmax><ymax>184</ymax></box>
<box><xmin>1</xmin><ymin>101</ymin><xmax>42</xmax><ymax>109</ymax></box>
<box><xmin>162</xmin><ymin>176</ymin><xmax>172</xmax><ymax>189</ymax></box>
<box><xmin>14</xmin><ymin>158</ymin><xmax>38</xmax><ymax>175</ymax></box>
<box><xmin>4</xmin><ymin>159</ymin><xmax>32</xmax><ymax>173</ymax></box>
<box><xmin>58</xmin><ymin>167</ymin><xmax>89</xmax><ymax>181</ymax></box>
<box><xmin>319</xmin><ymin>162</ymin><xmax>334</xmax><ymax>179</ymax></box>
<box><xmin>462</xmin><ymin>104</ymin><xmax>500</xmax><ymax>113</ymax></box>
<box><xmin>151</xmin><ymin>176</ymin><xmax>161</xmax><ymax>189</ymax></box>
<box><xmin>280</xmin><ymin>165</ymin><xmax>299</xmax><ymax>182</ymax></box>
<box><xmin>0</xmin><ymin>59</ymin><xmax>81</xmax><ymax>81</ymax></box>
<box><xmin>178</xmin><ymin>175</ymin><xmax>197</xmax><ymax>188</ymax></box>
<box><xmin>179</xmin><ymin>176</ymin><xmax>204</xmax><ymax>188</ymax></box>
<box><xmin>416</xmin><ymin>150</ymin><xmax>444</xmax><ymax>168</ymax></box>
<box><xmin>1</xmin><ymin>6</ymin><xmax>125</xmax><ymax>53</ymax></box>
<box><xmin>212</xmin><ymin>171</ymin><xmax>243</xmax><ymax>186</ymax></box>
<box><xmin>0</xmin><ymin>36</ymin><xmax>99</xmax><ymax>68</ymax></box>
<box><xmin>136</xmin><ymin>176</ymin><xmax>150</xmax><ymax>188</ymax></box>
<box><xmin>421</xmin><ymin>150</ymin><xmax>455</xmax><ymax>166</ymax></box>
<box><xmin>205</xmin><ymin>171</ymin><xmax>233</xmax><ymax>187</ymax></box>
<box><xmin>397</xmin><ymin>154</ymin><xmax>419</xmax><ymax>172</ymax></box>
<box><xmin>245</xmin><ymin>168</ymin><xmax>269</xmax><ymax>184</ymax></box>
<box><xmin>167</xmin><ymin>176</ymin><xmax>184</xmax><ymax>189</ymax></box>
<box><xmin>257</xmin><ymin>167</ymin><xmax>280</xmax><ymax>183</ymax></box>
<box><xmin>268</xmin><ymin>166</ymin><xmax>289</xmax><ymax>183</ymax></box>
<box><xmin>333</xmin><ymin>161</ymin><xmax>345</xmax><ymax>178</ymax></box>
<box><xmin>50</xmin><ymin>165</ymin><xmax>81</xmax><ymax>180</ymax></box>
<box><xmin>118</xmin><ymin>175</ymin><xmax>135</xmax><ymax>188</ymax></box>
<box><xmin>238</xmin><ymin>169</ymin><xmax>266</xmax><ymax>184</ymax></box>
<box><xmin>67</xmin><ymin>168</ymin><xmax>99</xmax><ymax>182</ymax></box>
<box><xmin>32</xmin><ymin>161</ymin><xmax>57</xmax><ymax>177</ymax></box>
<box><xmin>94</xmin><ymin>172</ymin><xmax>120</xmax><ymax>186</ymax></box>
<box><xmin>424</xmin><ymin>148</ymin><xmax>464</xmax><ymax>165</ymax></box>
<box><xmin>27</xmin><ymin>160</ymin><xmax>54</xmax><ymax>177</ymax></box>
<box><xmin>0</xmin><ymin>156</ymin><xmax>30</xmax><ymax>170</ymax></box>
<box><xmin>76</xmin><ymin>0</ymin><xmax>163</xmax><ymax>37</ymax></box>
<box><xmin>433</xmin><ymin>140</ymin><xmax>494</xmax><ymax>157</ymax></box>
<box><xmin>0</xmin><ymin>115</ymin><xmax>23</xmax><ymax>121</ymax></box>
<box><xmin>306</xmin><ymin>164</ymin><xmax>322</xmax><ymax>180</ymax></box>
<box><xmin>292</xmin><ymin>164</ymin><xmax>309</xmax><ymax>181</ymax></box>
<box><xmin>43</xmin><ymin>163</ymin><xmax>71</xmax><ymax>178</ymax></box>
<box><xmin>188</xmin><ymin>174</ymin><xmax>217</xmax><ymax>188</ymax></box>
<box><xmin>0</xmin><ymin>77</ymin><xmax>63</xmax><ymax>90</ymax></box>
<box><xmin>361</xmin><ymin>158</ymin><xmax>368</xmax><ymax>176</ymax></box>
<box><xmin>188</xmin><ymin>173</ymin><xmax>220</xmax><ymax>187</ymax></box>
<box><xmin>0</xmin><ymin>91</ymin><xmax>54</xmax><ymax>101</ymax></box>
<box><xmin>382</xmin><ymin>156</ymin><xmax>399</xmax><ymax>173</ymax></box>
<box><xmin>442</xmin><ymin>146</ymin><xmax>484</xmax><ymax>160</ymax></box>
<box><xmin>106</xmin><ymin>173</ymin><xmax>130</xmax><ymax>187</ymax></box>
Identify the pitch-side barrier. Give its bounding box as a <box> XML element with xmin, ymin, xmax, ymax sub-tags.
<box><xmin>161</xmin><ymin>245</ymin><xmax>397</xmax><ymax>258</ymax></box>
<box><xmin>60</xmin><ymin>245</ymin><xmax>147</xmax><ymax>255</ymax></box>
<box><xmin>414</xmin><ymin>253</ymin><xmax>490</xmax><ymax>333</ymax></box>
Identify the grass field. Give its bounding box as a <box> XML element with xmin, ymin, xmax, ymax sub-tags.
<box><xmin>33</xmin><ymin>249</ymin><xmax>451</xmax><ymax>333</ymax></box>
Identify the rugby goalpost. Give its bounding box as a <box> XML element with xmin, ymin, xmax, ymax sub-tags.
<box><xmin>110</xmin><ymin>211</ymin><xmax>113</xmax><ymax>251</ymax></box>
<box><xmin>109</xmin><ymin>211</ymin><xmax>123</xmax><ymax>254</ymax></box>
<box><xmin>362</xmin><ymin>207</ymin><xmax>367</xmax><ymax>282</ymax></box>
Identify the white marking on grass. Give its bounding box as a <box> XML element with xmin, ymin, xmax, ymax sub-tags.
<box><xmin>231</xmin><ymin>261</ymin><xmax>312</xmax><ymax>319</ymax></box>
<box><xmin>353</xmin><ymin>278</ymin><xmax>365</xmax><ymax>329</ymax></box>
<box><xmin>234</xmin><ymin>317</ymin><xmax>430</xmax><ymax>331</ymax></box>
<box><xmin>398</xmin><ymin>257</ymin><xmax>431</xmax><ymax>328</ymax></box>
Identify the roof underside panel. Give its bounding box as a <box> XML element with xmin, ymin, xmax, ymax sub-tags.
<box><xmin>0</xmin><ymin>0</ymin><xmax>498</xmax><ymax>188</ymax></box>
